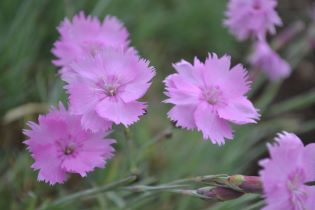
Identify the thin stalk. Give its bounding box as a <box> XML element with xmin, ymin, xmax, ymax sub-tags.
<box><xmin>124</xmin><ymin>127</ymin><xmax>138</xmax><ymax>173</ymax></box>
<box><xmin>38</xmin><ymin>175</ymin><xmax>137</xmax><ymax>210</ymax></box>
<box><xmin>124</xmin><ymin>184</ymin><xmax>189</xmax><ymax>192</ymax></box>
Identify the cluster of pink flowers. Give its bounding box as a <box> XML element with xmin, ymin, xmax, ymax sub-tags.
<box><xmin>24</xmin><ymin>12</ymin><xmax>154</xmax><ymax>184</ymax></box>
<box><xmin>23</xmin><ymin>5</ymin><xmax>314</xmax><ymax>210</ymax></box>
<box><xmin>224</xmin><ymin>0</ymin><xmax>291</xmax><ymax>81</ymax></box>
<box><xmin>260</xmin><ymin>132</ymin><xmax>315</xmax><ymax>209</ymax></box>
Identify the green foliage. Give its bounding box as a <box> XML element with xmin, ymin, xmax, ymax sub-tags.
<box><xmin>0</xmin><ymin>0</ymin><xmax>314</xmax><ymax>210</ymax></box>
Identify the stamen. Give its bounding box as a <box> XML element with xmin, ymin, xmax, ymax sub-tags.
<box><xmin>64</xmin><ymin>145</ymin><xmax>74</xmax><ymax>155</ymax></box>
<box><xmin>202</xmin><ymin>86</ymin><xmax>222</xmax><ymax>105</ymax></box>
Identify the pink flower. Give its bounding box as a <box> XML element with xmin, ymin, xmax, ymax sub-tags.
<box><xmin>23</xmin><ymin>103</ymin><xmax>116</xmax><ymax>185</ymax></box>
<box><xmin>250</xmin><ymin>40</ymin><xmax>291</xmax><ymax>81</ymax></box>
<box><xmin>224</xmin><ymin>0</ymin><xmax>282</xmax><ymax>41</ymax></box>
<box><xmin>259</xmin><ymin>132</ymin><xmax>315</xmax><ymax>210</ymax></box>
<box><xmin>66</xmin><ymin>47</ymin><xmax>155</xmax><ymax>132</ymax></box>
<box><xmin>52</xmin><ymin>12</ymin><xmax>129</xmax><ymax>82</ymax></box>
<box><xmin>164</xmin><ymin>53</ymin><xmax>260</xmax><ymax>145</ymax></box>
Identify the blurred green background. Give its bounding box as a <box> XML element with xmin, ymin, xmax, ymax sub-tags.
<box><xmin>1</xmin><ymin>0</ymin><xmax>315</xmax><ymax>209</ymax></box>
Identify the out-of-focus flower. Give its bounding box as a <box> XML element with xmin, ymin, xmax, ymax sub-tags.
<box><xmin>164</xmin><ymin>53</ymin><xmax>260</xmax><ymax>145</ymax></box>
<box><xmin>250</xmin><ymin>40</ymin><xmax>291</xmax><ymax>81</ymax></box>
<box><xmin>24</xmin><ymin>103</ymin><xmax>116</xmax><ymax>185</ymax></box>
<box><xmin>52</xmin><ymin>12</ymin><xmax>129</xmax><ymax>82</ymax></box>
<box><xmin>224</xmin><ymin>0</ymin><xmax>282</xmax><ymax>41</ymax></box>
<box><xmin>259</xmin><ymin>132</ymin><xmax>315</xmax><ymax>210</ymax></box>
<box><xmin>66</xmin><ymin>47</ymin><xmax>155</xmax><ymax>132</ymax></box>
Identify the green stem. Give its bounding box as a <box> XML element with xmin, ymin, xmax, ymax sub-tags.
<box><xmin>124</xmin><ymin>127</ymin><xmax>138</xmax><ymax>173</ymax></box>
<box><xmin>38</xmin><ymin>175</ymin><xmax>137</xmax><ymax>210</ymax></box>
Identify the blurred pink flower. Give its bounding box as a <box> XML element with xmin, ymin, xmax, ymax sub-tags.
<box><xmin>260</xmin><ymin>132</ymin><xmax>315</xmax><ymax>210</ymax></box>
<box><xmin>224</xmin><ymin>0</ymin><xmax>282</xmax><ymax>41</ymax></box>
<box><xmin>250</xmin><ymin>40</ymin><xmax>291</xmax><ymax>81</ymax></box>
<box><xmin>24</xmin><ymin>103</ymin><xmax>116</xmax><ymax>185</ymax></box>
<box><xmin>52</xmin><ymin>11</ymin><xmax>129</xmax><ymax>82</ymax></box>
<box><xmin>66</xmin><ymin>47</ymin><xmax>155</xmax><ymax>132</ymax></box>
<box><xmin>164</xmin><ymin>53</ymin><xmax>260</xmax><ymax>145</ymax></box>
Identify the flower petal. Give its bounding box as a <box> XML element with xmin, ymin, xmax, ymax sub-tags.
<box><xmin>218</xmin><ymin>97</ymin><xmax>260</xmax><ymax>124</ymax></box>
<box><xmin>119</xmin><ymin>82</ymin><xmax>151</xmax><ymax>102</ymax></box>
<box><xmin>96</xmin><ymin>98</ymin><xmax>146</xmax><ymax>126</ymax></box>
<box><xmin>81</xmin><ymin>110</ymin><xmax>113</xmax><ymax>132</ymax></box>
<box><xmin>31</xmin><ymin>144</ymin><xmax>66</xmax><ymax>185</ymax></box>
<box><xmin>61</xmin><ymin>139</ymin><xmax>115</xmax><ymax>177</ymax></box>
<box><xmin>67</xmin><ymin>81</ymin><xmax>102</xmax><ymax>115</ymax></box>
<box><xmin>303</xmin><ymin>143</ymin><xmax>315</xmax><ymax>181</ymax></box>
<box><xmin>219</xmin><ymin>64</ymin><xmax>251</xmax><ymax>98</ymax></box>
<box><xmin>173</xmin><ymin>60</ymin><xmax>202</xmax><ymax>85</ymax></box>
<box><xmin>194</xmin><ymin>102</ymin><xmax>233</xmax><ymax>145</ymax></box>
<box><xmin>164</xmin><ymin>74</ymin><xmax>201</xmax><ymax>105</ymax></box>
<box><xmin>168</xmin><ymin>105</ymin><xmax>196</xmax><ymax>130</ymax></box>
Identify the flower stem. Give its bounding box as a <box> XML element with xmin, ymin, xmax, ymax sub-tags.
<box><xmin>38</xmin><ymin>175</ymin><xmax>137</xmax><ymax>210</ymax></box>
<box><xmin>124</xmin><ymin>127</ymin><xmax>138</xmax><ymax>174</ymax></box>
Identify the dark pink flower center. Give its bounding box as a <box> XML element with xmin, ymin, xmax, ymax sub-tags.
<box><xmin>252</xmin><ymin>0</ymin><xmax>262</xmax><ymax>11</ymax></box>
<box><xmin>201</xmin><ymin>86</ymin><xmax>223</xmax><ymax>105</ymax></box>
<box><xmin>56</xmin><ymin>137</ymin><xmax>81</xmax><ymax>158</ymax></box>
<box><xmin>253</xmin><ymin>3</ymin><xmax>261</xmax><ymax>10</ymax></box>
<box><xmin>63</xmin><ymin>145</ymin><xmax>75</xmax><ymax>155</ymax></box>
<box><xmin>287</xmin><ymin>169</ymin><xmax>308</xmax><ymax>209</ymax></box>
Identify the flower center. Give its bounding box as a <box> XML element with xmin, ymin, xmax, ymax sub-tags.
<box><xmin>252</xmin><ymin>1</ymin><xmax>261</xmax><ymax>10</ymax></box>
<box><xmin>63</xmin><ymin>145</ymin><xmax>75</xmax><ymax>155</ymax></box>
<box><xmin>104</xmin><ymin>84</ymin><xmax>118</xmax><ymax>96</ymax></box>
<box><xmin>81</xmin><ymin>41</ymin><xmax>104</xmax><ymax>57</ymax></box>
<box><xmin>287</xmin><ymin>169</ymin><xmax>308</xmax><ymax>209</ymax></box>
<box><xmin>201</xmin><ymin>86</ymin><xmax>222</xmax><ymax>105</ymax></box>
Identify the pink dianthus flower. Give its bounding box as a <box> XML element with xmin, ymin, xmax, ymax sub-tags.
<box><xmin>259</xmin><ymin>132</ymin><xmax>315</xmax><ymax>210</ymax></box>
<box><xmin>66</xmin><ymin>47</ymin><xmax>155</xmax><ymax>132</ymax></box>
<box><xmin>250</xmin><ymin>40</ymin><xmax>291</xmax><ymax>81</ymax></box>
<box><xmin>164</xmin><ymin>53</ymin><xmax>260</xmax><ymax>145</ymax></box>
<box><xmin>52</xmin><ymin>12</ymin><xmax>129</xmax><ymax>82</ymax></box>
<box><xmin>24</xmin><ymin>103</ymin><xmax>116</xmax><ymax>185</ymax></box>
<box><xmin>224</xmin><ymin>0</ymin><xmax>282</xmax><ymax>41</ymax></box>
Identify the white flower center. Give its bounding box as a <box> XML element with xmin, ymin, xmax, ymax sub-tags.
<box><xmin>102</xmin><ymin>76</ymin><xmax>120</xmax><ymax>97</ymax></box>
<box><xmin>201</xmin><ymin>86</ymin><xmax>223</xmax><ymax>105</ymax></box>
<box><xmin>104</xmin><ymin>84</ymin><xmax>118</xmax><ymax>97</ymax></box>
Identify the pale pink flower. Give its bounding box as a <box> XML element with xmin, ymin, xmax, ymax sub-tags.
<box><xmin>52</xmin><ymin>11</ymin><xmax>129</xmax><ymax>82</ymax></box>
<box><xmin>66</xmin><ymin>47</ymin><xmax>155</xmax><ymax>132</ymax></box>
<box><xmin>250</xmin><ymin>40</ymin><xmax>291</xmax><ymax>81</ymax></box>
<box><xmin>24</xmin><ymin>103</ymin><xmax>116</xmax><ymax>185</ymax></box>
<box><xmin>260</xmin><ymin>132</ymin><xmax>315</xmax><ymax>210</ymax></box>
<box><xmin>224</xmin><ymin>0</ymin><xmax>282</xmax><ymax>41</ymax></box>
<box><xmin>164</xmin><ymin>53</ymin><xmax>260</xmax><ymax>145</ymax></box>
